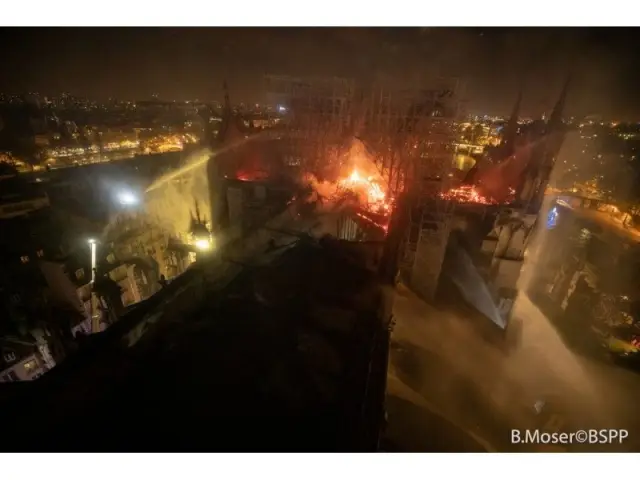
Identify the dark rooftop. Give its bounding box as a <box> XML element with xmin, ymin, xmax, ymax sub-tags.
<box><xmin>0</xmin><ymin>237</ymin><xmax>390</xmax><ymax>452</ymax></box>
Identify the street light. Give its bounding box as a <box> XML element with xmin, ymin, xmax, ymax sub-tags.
<box><xmin>88</xmin><ymin>238</ymin><xmax>97</xmax><ymax>282</ymax></box>
<box><xmin>87</xmin><ymin>238</ymin><xmax>99</xmax><ymax>334</ymax></box>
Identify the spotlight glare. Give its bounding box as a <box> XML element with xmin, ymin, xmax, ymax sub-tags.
<box><xmin>117</xmin><ymin>191</ymin><xmax>139</xmax><ymax>206</ymax></box>
<box><xmin>195</xmin><ymin>238</ymin><xmax>211</xmax><ymax>251</ymax></box>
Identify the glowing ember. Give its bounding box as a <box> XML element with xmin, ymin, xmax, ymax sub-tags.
<box><xmin>440</xmin><ymin>185</ymin><xmax>496</xmax><ymax>205</ymax></box>
<box><xmin>236</xmin><ymin>170</ymin><xmax>269</xmax><ymax>182</ymax></box>
<box><xmin>338</xmin><ymin>168</ymin><xmax>392</xmax><ymax>214</ymax></box>
<box><xmin>439</xmin><ymin>184</ymin><xmax>517</xmax><ymax>205</ymax></box>
<box><xmin>356</xmin><ymin>212</ymin><xmax>389</xmax><ymax>233</ymax></box>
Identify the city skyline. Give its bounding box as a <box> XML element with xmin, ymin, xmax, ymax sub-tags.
<box><xmin>2</xmin><ymin>27</ymin><xmax>639</xmax><ymax>118</ymax></box>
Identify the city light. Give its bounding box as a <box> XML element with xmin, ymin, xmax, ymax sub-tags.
<box><xmin>546</xmin><ymin>207</ymin><xmax>559</xmax><ymax>230</ymax></box>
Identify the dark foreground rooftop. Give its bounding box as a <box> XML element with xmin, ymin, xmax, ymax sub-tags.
<box><xmin>0</xmin><ymin>238</ymin><xmax>390</xmax><ymax>452</ymax></box>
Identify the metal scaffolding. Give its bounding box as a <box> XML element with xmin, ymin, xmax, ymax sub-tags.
<box><xmin>360</xmin><ymin>76</ymin><xmax>462</xmax><ymax>301</ymax></box>
<box><xmin>265</xmin><ymin>73</ymin><xmax>462</xmax><ymax>301</ymax></box>
<box><xmin>264</xmin><ymin>75</ymin><xmax>356</xmax><ymax>174</ymax></box>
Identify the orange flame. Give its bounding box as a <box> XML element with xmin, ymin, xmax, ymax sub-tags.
<box><xmin>338</xmin><ymin>168</ymin><xmax>392</xmax><ymax>214</ymax></box>
<box><xmin>439</xmin><ymin>184</ymin><xmax>515</xmax><ymax>205</ymax></box>
<box><xmin>440</xmin><ymin>185</ymin><xmax>494</xmax><ymax>204</ymax></box>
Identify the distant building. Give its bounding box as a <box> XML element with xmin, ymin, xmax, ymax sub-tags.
<box><xmin>0</xmin><ymin>166</ymin><xmax>92</xmax><ymax>369</ymax></box>
<box><xmin>0</xmin><ymin>337</ymin><xmax>50</xmax><ymax>383</ymax></box>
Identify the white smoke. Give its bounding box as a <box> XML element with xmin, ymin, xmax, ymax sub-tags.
<box><xmin>103</xmin><ymin>149</ymin><xmax>212</xmax><ymax>242</ymax></box>
<box><xmin>144</xmin><ymin>171</ymin><xmax>211</xmax><ymax>236</ymax></box>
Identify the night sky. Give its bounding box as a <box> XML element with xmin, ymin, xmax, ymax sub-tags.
<box><xmin>2</xmin><ymin>27</ymin><xmax>639</xmax><ymax>118</ymax></box>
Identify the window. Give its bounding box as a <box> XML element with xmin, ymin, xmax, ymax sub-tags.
<box><xmin>20</xmin><ymin>255</ymin><xmax>29</xmax><ymax>263</ymax></box>
<box><xmin>3</xmin><ymin>351</ymin><xmax>17</xmax><ymax>363</ymax></box>
<box><xmin>1</xmin><ymin>371</ymin><xmax>19</xmax><ymax>383</ymax></box>
<box><xmin>23</xmin><ymin>359</ymin><xmax>39</xmax><ymax>375</ymax></box>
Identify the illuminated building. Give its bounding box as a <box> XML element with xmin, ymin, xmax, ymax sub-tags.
<box><xmin>0</xmin><ymin>204</ymin><xmax>79</xmax><ymax>378</ymax></box>
<box><xmin>0</xmin><ymin>337</ymin><xmax>50</xmax><ymax>383</ymax></box>
<box><xmin>101</xmin><ymin>215</ymin><xmax>167</xmax><ymax>301</ymax></box>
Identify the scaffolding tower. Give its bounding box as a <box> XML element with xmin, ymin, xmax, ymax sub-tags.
<box><xmin>265</xmin><ymin>74</ymin><xmax>462</xmax><ymax>302</ymax></box>
<box><xmin>264</xmin><ymin>75</ymin><xmax>356</xmax><ymax>175</ymax></box>
<box><xmin>361</xmin><ymin>76</ymin><xmax>462</xmax><ymax>301</ymax></box>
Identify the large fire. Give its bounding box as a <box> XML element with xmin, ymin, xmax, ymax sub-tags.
<box><xmin>338</xmin><ymin>168</ymin><xmax>392</xmax><ymax>215</ymax></box>
<box><xmin>336</xmin><ymin>169</ymin><xmax>515</xmax><ymax>210</ymax></box>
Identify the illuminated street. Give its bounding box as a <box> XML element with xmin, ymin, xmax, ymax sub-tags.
<box><xmin>571</xmin><ymin>205</ymin><xmax>640</xmax><ymax>244</ymax></box>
